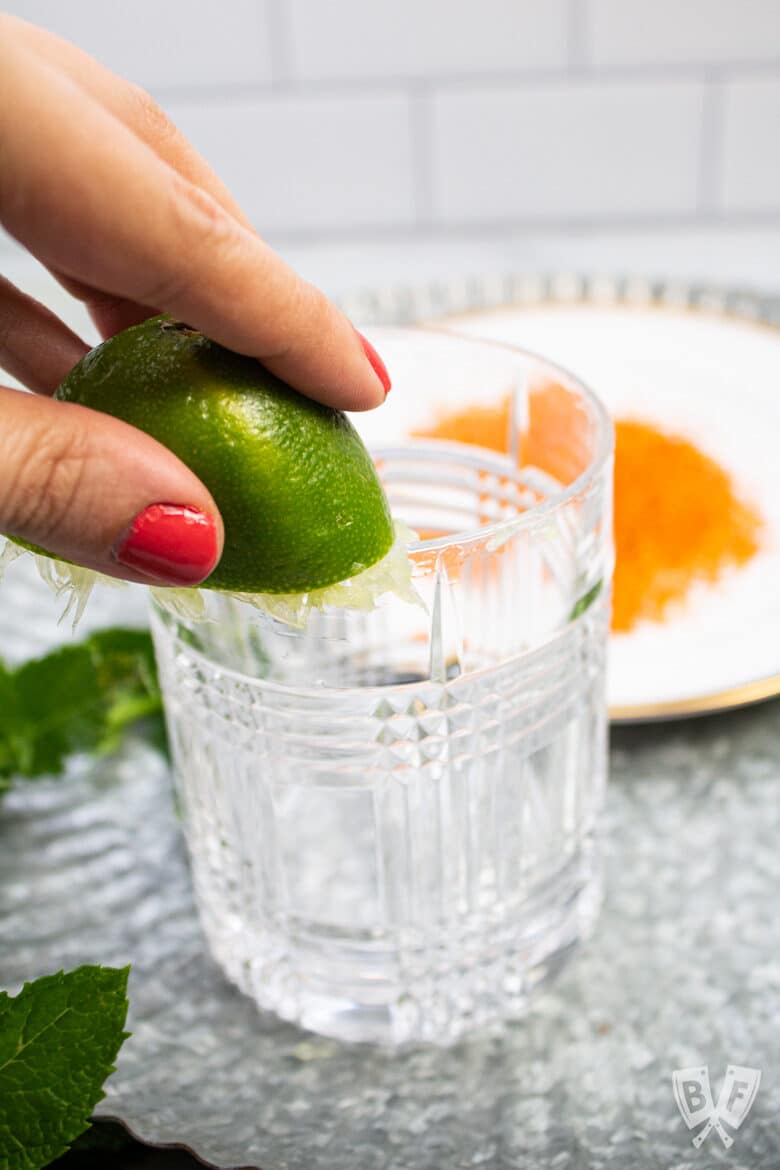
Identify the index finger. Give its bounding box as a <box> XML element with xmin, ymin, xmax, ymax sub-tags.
<box><xmin>0</xmin><ymin>40</ymin><xmax>389</xmax><ymax>411</ymax></box>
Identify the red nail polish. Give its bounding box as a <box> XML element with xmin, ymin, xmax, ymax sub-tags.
<box><xmin>358</xmin><ymin>332</ymin><xmax>392</xmax><ymax>395</ymax></box>
<box><xmin>114</xmin><ymin>504</ymin><xmax>219</xmax><ymax>586</ymax></box>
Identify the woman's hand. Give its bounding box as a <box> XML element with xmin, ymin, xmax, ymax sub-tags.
<box><xmin>0</xmin><ymin>14</ymin><xmax>390</xmax><ymax>586</ymax></box>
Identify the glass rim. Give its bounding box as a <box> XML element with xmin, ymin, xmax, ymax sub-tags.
<box><xmin>365</xmin><ymin>325</ymin><xmax>614</xmax><ymax>553</ymax></box>
<box><xmin>149</xmin><ymin>587</ymin><xmax>603</xmax><ymax>700</ymax></box>
<box><xmin>149</xmin><ymin>326</ymin><xmax>613</xmax><ymax>698</ymax></box>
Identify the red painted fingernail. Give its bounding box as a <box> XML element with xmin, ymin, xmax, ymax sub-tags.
<box><xmin>358</xmin><ymin>332</ymin><xmax>392</xmax><ymax>396</ymax></box>
<box><xmin>114</xmin><ymin>504</ymin><xmax>219</xmax><ymax>586</ymax></box>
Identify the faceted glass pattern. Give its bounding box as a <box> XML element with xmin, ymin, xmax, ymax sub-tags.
<box><xmin>151</xmin><ymin>329</ymin><xmax>613</xmax><ymax>1045</ymax></box>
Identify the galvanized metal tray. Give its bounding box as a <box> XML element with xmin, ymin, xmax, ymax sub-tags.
<box><xmin>3</xmin><ymin>554</ymin><xmax>780</xmax><ymax>1168</ymax></box>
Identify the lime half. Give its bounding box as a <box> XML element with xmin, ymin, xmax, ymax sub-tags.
<box><xmin>54</xmin><ymin>316</ymin><xmax>395</xmax><ymax>594</ymax></box>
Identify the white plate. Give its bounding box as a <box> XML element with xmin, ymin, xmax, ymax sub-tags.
<box><xmin>345</xmin><ymin>276</ymin><xmax>780</xmax><ymax>720</ymax></box>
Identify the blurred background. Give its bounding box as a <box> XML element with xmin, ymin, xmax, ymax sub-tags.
<box><xmin>2</xmin><ymin>0</ymin><xmax>780</xmax><ymax>294</ymax></box>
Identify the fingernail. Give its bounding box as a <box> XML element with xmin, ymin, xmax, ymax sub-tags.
<box><xmin>357</xmin><ymin>332</ymin><xmax>392</xmax><ymax>396</ymax></box>
<box><xmin>113</xmin><ymin>504</ymin><xmax>219</xmax><ymax>586</ymax></box>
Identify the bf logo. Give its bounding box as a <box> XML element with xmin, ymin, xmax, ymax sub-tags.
<box><xmin>672</xmin><ymin>1065</ymin><xmax>761</xmax><ymax>1148</ymax></box>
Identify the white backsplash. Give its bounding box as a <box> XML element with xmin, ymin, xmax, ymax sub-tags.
<box><xmin>1</xmin><ymin>0</ymin><xmax>779</xmax><ymax>247</ymax></box>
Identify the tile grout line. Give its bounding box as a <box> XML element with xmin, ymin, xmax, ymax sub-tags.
<box><xmin>567</xmin><ymin>0</ymin><xmax>589</xmax><ymax>70</ymax></box>
<box><xmin>267</xmin><ymin>0</ymin><xmax>293</xmax><ymax>88</ymax></box>
<box><xmin>257</xmin><ymin>209</ymin><xmax>780</xmax><ymax>248</ymax></box>
<box><xmin>147</xmin><ymin>60</ymin><xmax>780</xmax><ymax>105</ymax></box>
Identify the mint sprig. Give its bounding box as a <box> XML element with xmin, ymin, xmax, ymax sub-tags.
<box><xmin>0</xmin><ymin>966</ymin><xmax>130</xmax><ymax>1170</ymax></box>
<box><xmin>0</xmin><ymin>628</ymin><xmax>165</xmax><ymax>790</ymax></box>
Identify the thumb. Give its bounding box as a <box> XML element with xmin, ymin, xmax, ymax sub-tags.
<box><xmin>0</xmin><ymin>385</ymin><xmax>223</xmax><ymax>586</ymax></box>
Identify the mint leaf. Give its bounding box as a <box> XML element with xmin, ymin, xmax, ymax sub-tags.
<box><xmin>0</xmin><ymin>663</ymin><xmax>17</xmax><ymax>796</ymax></box>
<box><xmin>0</xmin><ymin>629</ymin><xmax>166</xmax><ymax>784</ymax></box>
<box><xmin>569</xmin><ymin>578</ymin><xmax>603</xmax><ymax>622</ymax></box>
<box><xmin>0</xmin><ymin>966</ymin><xmax>130</xmax><ymax>1170</ymax></box>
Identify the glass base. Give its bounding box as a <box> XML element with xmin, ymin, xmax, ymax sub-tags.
<box><xmin>194</xmin><ymin>847</ymin><xmax>602</xmax><ymax>1046</ymax></box>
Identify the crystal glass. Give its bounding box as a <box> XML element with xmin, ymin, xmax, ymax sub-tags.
<box><xmin>150</xmin><ymin>328</ymin><xmax>614</xmax><ymax>1046</ymax></box>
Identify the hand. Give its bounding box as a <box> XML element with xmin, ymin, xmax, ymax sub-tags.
<box><xmin>0</xmin><ymin>15</ymin><xmax>390</xmax><ymax>587</ymax></box>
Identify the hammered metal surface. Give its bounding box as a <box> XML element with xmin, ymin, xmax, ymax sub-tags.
<box><xmin>2</xmin><ymin>561</ymin><xmax>780</xmax><ymax>1167</ymax></box>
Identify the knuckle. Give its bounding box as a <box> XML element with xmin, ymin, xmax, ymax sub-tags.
<box><xmin>126</xmin><ymin>84</ymin><xmax>178</xmax><ymax>147</ymax></box>
<box><xmin>259</xmin><ymin>279</ymin><xmax>321</xmax><ymax>363</ymax></box>
<box><xmin>0</xmin><ymin>419</ymin><xmax>89</xmax><ymax>541</ymax></box>
<box><xmin>296</xmin><ymin>280</ymin><xmax>328</xmax><ymax>328</ymax></box>
<box><xmin>301</xmin><ymin>282</ymin><xmax>345</xmax><ymax>357</ymax></box>
<box><xmin>174</xmin><ymin>174</ymin><xmax>238</xmax><ymax>249</ymax></box>
<box><xmin>142</xmin><ymin>175</ymin><xmax>243</xmax><ymax>309</ymax></box>
<box><xmin>261</xmin><ymin>288</ymin><xmax>306</xmax><ymax>361</ymax></box>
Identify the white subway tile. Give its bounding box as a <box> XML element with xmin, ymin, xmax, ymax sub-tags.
<box><xmin>430</xmin><ymin>81</ymin><xmax>704</xmax><ymax>223</ymax></box>
<box><xmin>287</xmin><ymin>0</ymin><xmax>568</xmax><ymax>80</ymax></box>
<box><xmin>3</xmin><ymin>0</ymin><xmax>273</xmax><ymax>88</ymax></box>
<box><xmin>588</xmin><ymin>0</ymin><xmax>780</xmax><ymax>66</ymax></box>
<box><xmin>163</xmin><ymin>94</ymin><xmax>416</xmax><ymax>233</ymax></box>
<box><xmin>721</xmin><ymin>79</ymin><xmax>780</xmax><ymax>211</ymax></box>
